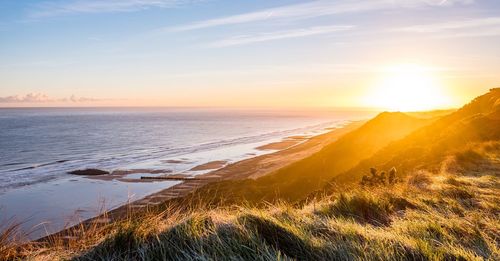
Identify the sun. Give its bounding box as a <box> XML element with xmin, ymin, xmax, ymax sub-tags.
<box><xmin>365</xmin><ymin>64</ymin><xmax>452</xmax><ymax>112</ymax></box>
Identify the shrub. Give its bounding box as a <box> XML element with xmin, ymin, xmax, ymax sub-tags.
<box><xmin>360</xmin><ymin>167</ymin><xmax>399</xmax><ymax>187</ymax></box>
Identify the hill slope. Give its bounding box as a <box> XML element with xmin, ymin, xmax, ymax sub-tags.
<box><xmin>335</xmin><ymin>88</ymin><xmax>500</xmax><ymax>184</ymax></box>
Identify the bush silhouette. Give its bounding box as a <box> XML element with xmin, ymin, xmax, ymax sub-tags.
<box><xmin>360</xmin><ymin>167</ymin><xmax>398</xmax><ymax>187</ymax></box>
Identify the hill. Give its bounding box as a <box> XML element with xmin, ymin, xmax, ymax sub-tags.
<box><xmin>334</xmin><ymin>88</ymin><xmax>500</xmax><ymax>184</ymax></box>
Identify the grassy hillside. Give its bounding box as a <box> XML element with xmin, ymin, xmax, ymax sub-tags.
<box><xmin>2</xmin><ymin>142</ymin><xmax>498</xmax><ymax>260</ymax></box>
<box><xmin>183</xmin><ymin>112</ymin><xmax>430</xmax><ymax>204</ymax></box>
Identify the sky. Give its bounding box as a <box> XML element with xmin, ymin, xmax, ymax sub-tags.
<box><xmin>1</xmin><ymin>0</ymin><xmax>500</xmax><ymax>109</ymax></box>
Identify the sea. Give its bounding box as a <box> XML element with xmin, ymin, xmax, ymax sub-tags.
<box><xmin>0</xmin><ymin>107</ymin><xmax>374</xmax><ymax>238</ymax></box>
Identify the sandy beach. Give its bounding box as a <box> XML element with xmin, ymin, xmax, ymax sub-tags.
<box><xmin>255</xmin><ymin>137</ymin><xmax>306</xmax><ymax>150</ymax></box>
<box><xmin>189</xmin><ymin>160</ymin><xmax>228</xmax><ymax>171</ymax></box>
<box><xmin>58</xmin><ymin>120</ymin><xmax>365</xmax><ymax>231</ymax></box>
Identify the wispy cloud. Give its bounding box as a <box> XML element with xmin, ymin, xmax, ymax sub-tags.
<box><xmin>438</xmin><ymin>27</ymin><xmax>500</xmax><ymax>38</ymax></box>
<box><xmin>395</xmin><ymin>17</ymin><xmax>500</xmax><ymax>33</ymax></box>
<box><xmin>392</xmin><ymin>16</ymin><xmax>500</xmax><ymax>39</ymax></box>
<box><xmin>166</xmin><ymin>0</ymin><xmax>474</xmax><ymax>32</ymax></box>
<box><xmin>0</xmin><ymin>93</ymin><xmax>105</xmax><ymax>103</ymax></box>
<box><xmin>29</xmin><ymin>0</ymin><xmax>196</xmax><ymax>18</ymax></box>
<box><xmin>208</xmin><ymin>25</ymin><xmax>354</xmax><ymax>47</ymax></box>
<box><xmin>422</xmin><ymin>0</ymin><xmax>475</xmax><ymax>6</ymax></box>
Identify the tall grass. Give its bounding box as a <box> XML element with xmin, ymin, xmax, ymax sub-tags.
<box><xmin>0</xmin><ymin>221</ymin><xmax>23</xmax><ymax>260</ymax></box>
<box><xmin>2</xmin><ymin>166</ymin><xmax>498</xmax><ymax>260</ymax></box>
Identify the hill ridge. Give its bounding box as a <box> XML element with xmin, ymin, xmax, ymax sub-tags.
<box><xmin>334</xmin><ymin>88</ymin><xmax>500</xmax><ymax>183</ymax></box>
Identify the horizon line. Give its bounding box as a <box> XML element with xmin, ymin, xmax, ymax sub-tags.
<box><xmin>0</xmin><ymin>105</ymin><xmax>458</xmax><ymax>113</ymax></box>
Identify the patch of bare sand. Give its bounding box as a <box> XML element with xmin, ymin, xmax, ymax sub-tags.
<box><xmin>189</xmin><ymin>161</ymin><xmax>227</xmax><ymax>171</ymax></box>
<box><xmin>256</xmin><ymin>138</ymin><xmax>305</xmax><ymax>150</ymax></box>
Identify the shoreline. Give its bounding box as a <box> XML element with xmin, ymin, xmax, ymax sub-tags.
<box><xmin>44</xmin><ymin>120</ymin><xmax>365</xmax><ymax>240</ymax></box>
<box><xmin>124</xmin><ymin>120</ymin><xmax>365</xmax><ymax>208</ymax></box>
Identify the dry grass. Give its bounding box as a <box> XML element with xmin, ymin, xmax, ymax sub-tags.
<box><xmin>0</xmin><ymin>221</ymin><xmax>23</xmax><ymax>260</ymax></box>
<box><xmin>2</xmin><ymin>164</ymin><xmax>498</xmax><ymax>261</ymax></box>
<box><xmin>447</xmin><ymin>141</ymin><xmax>500</xmax><ymax>175</ymax></box>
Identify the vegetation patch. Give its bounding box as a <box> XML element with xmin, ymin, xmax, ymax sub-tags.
<box><xmin>3</xmin><ymin>168</ymin><xmax>498</xmax><ymax>260</ymax></box>
<box><xmin>318</xmin><ymin>193</ymin><xmax>393</xmax><ymax>226</ymax></box>
<box><xmin>240</xmin><ymin>214</ymin><xmax>318</xmax><ymax>260</ymax></box>
<box><xmin>408</xmin><ymin>171</ymin><xmax>433</xmax><ymax>189</ymax></box>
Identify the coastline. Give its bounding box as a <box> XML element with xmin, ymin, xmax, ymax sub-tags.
<box><xmin>48</xmin><ymin>120</ymin><xmax>365</xmax><ymax>238</ymax></box>
<box><xmin>2</xmin><ymin>119</ymin><xmax>369</xmax><ymax>241</ymax></box>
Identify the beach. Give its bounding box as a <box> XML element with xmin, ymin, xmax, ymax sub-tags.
<box><xmin>59</xmin><ymin>120</ymin><xmax>365</xmax><ymax>231</ymax></box>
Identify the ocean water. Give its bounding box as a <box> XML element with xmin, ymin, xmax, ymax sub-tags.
<box><xmin>0</xmin><ymin>108</ymin><xmax>373</xmax><ymax>238</ymax></box>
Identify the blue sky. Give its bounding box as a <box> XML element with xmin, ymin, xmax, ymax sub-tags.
<box><xmin>1</xmin><ymin>0</ymin><xmax>500</xmax><ymax>108</ymax></box>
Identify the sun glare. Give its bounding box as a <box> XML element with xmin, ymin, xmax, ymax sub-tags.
<box><xmin>366</xmin><ymin>64</ymin><xmax>452</xmax><ymax>112</ymax></box>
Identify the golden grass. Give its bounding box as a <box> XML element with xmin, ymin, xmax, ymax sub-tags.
<box><xmin>2</xmin><ymin>161</ymin><xmax>498</xmax><ymax>260</ymax></box>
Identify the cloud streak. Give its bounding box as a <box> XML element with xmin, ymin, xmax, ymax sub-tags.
<box><xmin>29</xmin><ymin>0</ymin><xmax>196</xmax><ymax>18</ymax></box>
<box><xmin>437</xmin><ymin>27</ymin><xmax>500</xmax><ymax>38</ymax></box>
<box><xmin>392</xmin><ymin>16</ymin><xmax>500</xmax><ymax>39</ymax></box>
<box><xmin>208</xmin><ymin>25</ymin><xmax>354</xmax><ymax>47</ymax></box>
<box><xmin>166</xmin><ymin>0</ymin><xmax>474</xmax><ymax>32</ymax></box>
<box><xmin>0</xmin><ymin>93</ymin><xmax>105</xmax><ymax>103</ymax></box>
<box><xmin>395</xmin><ymin>17</ymin><xmax>500</xmax><ymax>33</ymax></box>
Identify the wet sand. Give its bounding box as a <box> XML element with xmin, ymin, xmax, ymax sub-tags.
<box><xmin>255</xmin><ymin>138</ymin><xmax>305</xmax><ymax>150</ymax></box>
<box><xmin>162</xmin><ymin>159</ymin><xmax>188</xmax><ymax>164</ymax></box>
<box><xmin>189</xmin><ymin>161</ymin><xmax>227</xmax><ymax>171</ymax></box>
